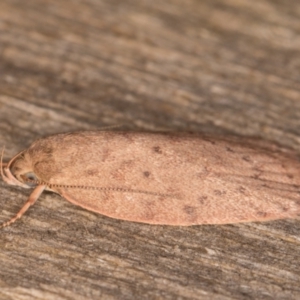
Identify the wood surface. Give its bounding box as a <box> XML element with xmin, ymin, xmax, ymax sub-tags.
<box><xmin>0</xmin><ymin>0</ymin><xmax>300</xmax><ymax>299</ymax></box>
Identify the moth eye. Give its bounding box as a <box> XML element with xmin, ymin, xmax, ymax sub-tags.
<box><xmin>21</xmin><ymin>172</ymin><xmax>39</xmax><ymax>186</ymax></box>
<box><xmin>23</xmin><ymin>172</ymin><xmax>37</xmax><ymax>181</ymax></box>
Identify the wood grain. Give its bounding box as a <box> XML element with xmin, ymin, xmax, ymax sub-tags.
<box><xmin>0</xmin><ymin>0</ymin><xmax>300</xmax><ymax>299</ymax></box>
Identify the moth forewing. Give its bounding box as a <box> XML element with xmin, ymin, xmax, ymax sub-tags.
<box><xmin>1</xmin><ymin>131</ymin><xmax>300</xmax><ymax>228</ymax></box>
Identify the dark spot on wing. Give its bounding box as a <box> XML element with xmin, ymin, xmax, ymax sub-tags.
<box><xmin>214</xmin><ymin>190</ymin><xmax>226</xmax><ymax>196</ymax></box>
<box><xmin>226</xmin><ymin>147</ymin><xmax>234</xmax><ymax>152</ymax></box>
<box><xmin>184</xmin><ymin>206</ymin><xmax>196</xmax><ymax>215</ymax></box>
<box><xmin>86</xmin><ymin>169</ymin><xmax>98</xmax><ymax>176</ymax></box>
<box><xmin>198</xmin><ymin>196</ymin><xmax>208</xmax><ymax>204</ymax></box>
<box><xmin>143</xmin><ymin>171</ymin><xmax>150</xmax><ymax>177</ymax></box>
<box><xmin>238</xmin><ymin>186</ymin><xmax>246</xmax><ymax>194</ymax></box>
<box><xmin>242</xmin><ymin>155</ymin><xmax>252</xmax><ymax>162</ymax></box>
<box><xmin>252</xmin><ymin>168</ymin><xmax>263</xmax><ymax>179</ymax></box>
<box><xmin>153</xmin><ymin>146</ymin><xmax>162</xmax><ymax>154</ymax></box>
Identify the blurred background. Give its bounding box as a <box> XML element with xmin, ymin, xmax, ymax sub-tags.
<box><xmin>0</xmin><ymin>0</ymin><xmax>300</xmax><ymax>299</ymax></box>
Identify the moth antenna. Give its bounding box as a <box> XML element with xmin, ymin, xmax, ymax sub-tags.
<box><xmin>0</xmin><ymin>185</ymin><xmax>46</xmax><ymax>228</ymax></box>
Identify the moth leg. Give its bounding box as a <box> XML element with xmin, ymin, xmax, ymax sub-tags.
<box><xmin>0</xmin><ymin>185</ymin><xmax>46</xmax><ymax>228</ymax></box>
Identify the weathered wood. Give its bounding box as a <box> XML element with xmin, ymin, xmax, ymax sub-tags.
<box><xmin>0</xmin><ymin>0</ymin><xmax>300</xmax><ymax>299</ymax></box>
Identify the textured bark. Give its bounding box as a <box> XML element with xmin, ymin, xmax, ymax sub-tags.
<box><xmin>0</xmin><ymin>0</ymin><xmax>300</xmax><ymax>299</ymax></box>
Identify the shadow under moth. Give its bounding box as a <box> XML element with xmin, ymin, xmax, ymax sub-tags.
<box><xmin>1</xmin><ymin>130</ymin><xmax>300</xmax><ymax>228</ymax></box>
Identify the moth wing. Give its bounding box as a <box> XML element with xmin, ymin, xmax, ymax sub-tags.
<box><xmin>54</xmin><ymin>183</ymin><xmax>300</xmax><ymax>225</ymax></box>
<box><xmin>55</xmin><ymin>187</ymin><xmax>192</xmax><ymax>225</ymax></box>
<box><xmin>32</xmin><ymin>131</ymin><xmax>300</xmax><ymax>225</ymax></box>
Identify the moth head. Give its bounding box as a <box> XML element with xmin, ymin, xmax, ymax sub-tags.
<box><xmin>9</xmin><ymin>152</ymin><xmax>39</xmax><ymax>187</ymax></box>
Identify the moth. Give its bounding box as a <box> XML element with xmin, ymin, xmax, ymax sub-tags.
<box><xmin>1</xmin><ymin>131</ymin><xmax>300</xmax><ymax>228</ymax></box>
